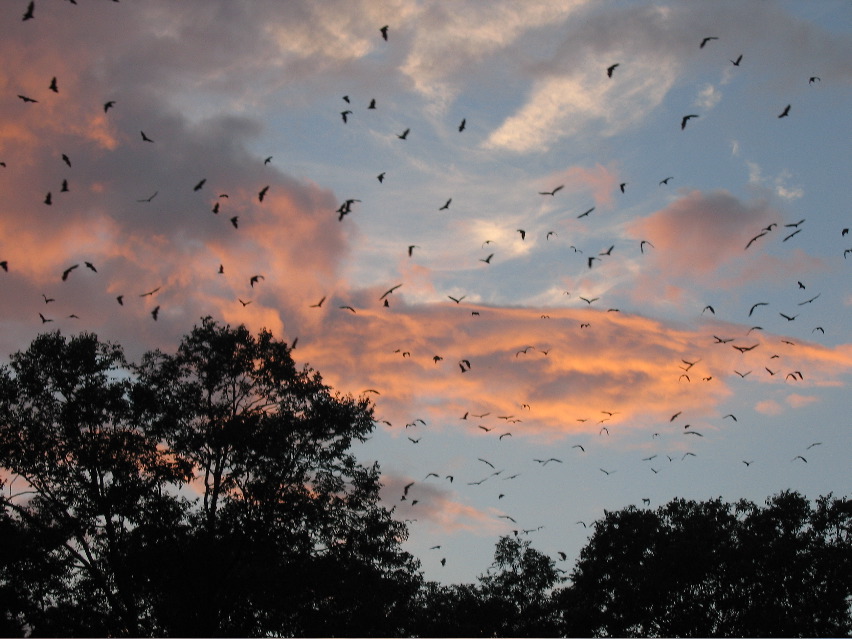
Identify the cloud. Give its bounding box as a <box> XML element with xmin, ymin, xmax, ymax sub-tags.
<box><xmin>786</xmin><ymin>393</ymin><xmax>818</xmax><ymax>409</ymax></box>
<box><xmin>755</xmin><ymin>400</ymin><xmax>783</xmax><ymax>416</ymax></box>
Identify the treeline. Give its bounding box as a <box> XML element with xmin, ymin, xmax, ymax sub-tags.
<box><xmin>1</xmin><ymin>319</ymin><xmax>849</xmax><ymax>637</ymax></box>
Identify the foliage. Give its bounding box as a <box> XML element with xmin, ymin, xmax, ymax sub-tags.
<box><xmin>558</xmin><ymin>492</ymin><xmax>852</xmax><ymax>637</ymax></box>
<box><xmin>0</xmin><ymin>320</ymin><xmax>420</xmax><ymax>637</ymax></box>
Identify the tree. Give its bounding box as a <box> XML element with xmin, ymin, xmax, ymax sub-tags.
<box><xmin>0</xmin><ymin>320</ymin><xmax>421</xmax><ymax>637</ymax></box>
<box><xmin>0</xmin><ymin>331</ymin><xmax>189</xmax><ymax>636</ymax></box>
<box><xmin>558</xmin><ymin>492</ymin><xmax>852</xmax><ymax>637</ymax></box>
<box><xmin>413</xmin><ymin>535</ymin><xmax>563</xmax><ymax>637</ymax></box>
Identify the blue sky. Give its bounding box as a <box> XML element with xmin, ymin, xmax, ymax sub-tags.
<box><xmin>1</xmin><ymin>0</ymin><xmax>850</xmax><ymax>585</ymax></box>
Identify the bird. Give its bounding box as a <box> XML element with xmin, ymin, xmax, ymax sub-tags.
<box><xmin>742</xmin><ymin>460</ymin><xmax>753</xmax><ymax>467</ymax></box>
<box><xmin>139</xmin><ymin>286</ymin><xmax>161</xmax><ymax>297</ymax></box>
<box><xmin>258</xmin><ymin>185</ymin><xmax>270</xmax><ymax>202</ymax></box>
<box><xmin>809</xmin><ymin>76</ymin><xmax>821</xmax><ymax>84</ymax></box>
<box><xmin>732</xmin><ymin>343</ymin><xmax>759</xmax><ymax>353</ymax></box>
<box><xmin>340</xmin><ymin>110</ymin><xmax>352</xmax><ymax>123</ymax></box>
<box><xmin>61</xmin><ymin>179</ymin><xmax>69</xmax><ymax>193</ymax></box>
<box><xmin>681</xmin><ymin>114</ymin><xmax>699</xmax><ymax>130</ymax></box>
<box><xmin>792</xmin><ymin>455</ymin><xmax>807</xmax><ymax>463</ymax></box>
<box><xmin>38</xmin><ymin>313</ymin><xmax>53</xmax><ymax>323</ymax></box>
<box><xmin>723</xmin><ymin>414</ymin><xmax>738</xmax><ymax>421</ymax></box>
<box><xmin>700</xmin><ymin>36</ymin><xmax>719</xmax><ymax>48</ymax></box>
<box><xmin>572</xmin><ymin>445</ymin><xmax>585</xmax><ymax>452</ymax></box>
<box><xmin>368</xmin><ymin>99</ymin><xmax>377</xmax><ymax>109</ymax></box>
<box><xmin>779</xmin><ymin>312</ymin><xmax>798</xmax><ymax>321</ymax></box>
<box><xmin>778</xmin><ymin>104</ymin><xmax>791</xmax><ymax>118</ymax></box>
<box><xmin>599</xmin><ymin>468</ymin><xmax>615</xmax><ymax>475</ymax></box>
<box><xmin>783</xmin><ymin>229</ymin><xmax>801</xmax><ymax>242</ymax></box>
<box><xmin>578</xmin><ymin>207</ymin><xmax>594</xmax><ymax>219</ymax></box>
<box><xmin>606</xmin><ymin>63</ymin><xmax>619</xmax><ymax>78</ymax></box>
<box><xmin>137</xmin><ymin>191</ymin><xmax>158</xmax><ymax>202</ymax></box>
<box><xmin>798</xmin><ymin>293</ymin><xmax>820</xmax><ymax>306</ymax></box>
<box><xmin>116</xmin><ymin>295</ymin><xmax>124</xmax><ymax>306</ymax></box>
<box><xmin>61</xmin><ymin>264</ymin><xmax>79</xmax><ymax>281</ymax></box>
<box><xmin>193</xmin><ymin>178</ymin><xmax>206</xmax><ymax>191</ymax></box>
<box><xmin>439</xmin><ymin>198</ymin><xmax>452</xmax><ymax>210</ymax></box>
<box><xmin>42</xmin><ymin>294</ymin><xmax>54</xmax><ymax>304</ymax></box>
<box><xmin>748</xmin><ymin>302</ymin><xmax>768</xmax><ymax>316</ymax></box>
<box><xmin>619</xmin><ymin>182</ymin><xmax>627</xmax><ymax>193</ymax></box>
<box><xmin>499</xmin><ymin>433</ymin><xmax>512</xmax><ymax>440</ymax></box>
<box><xmin>714</xmin><ymin>335</ymin><xmax>734</xmax><ymax>344</ymax></box>
<box><xmin>734</xmin><ymin>370</ymin><xmax>751</xmax><ymax>378</ymax></box>
<box><xmin>659</xmin><ymin>177</ymin><xmax>673</xmax><ymax>185</ymax></box>
<box><xmin>478</xmin><ymin>458</ymin><xmax>495</xmax><ymax>468</ymax></box>
<box><xmin>250</xmin><ymin>275</ymin><xmax>265</xmax><ymax>287</ymax></box>
<box><xmin>339</xmin><ymin>305</ymin><xmax>356</xmax><ymax>313</ymax></box>
<box><xmin>479</xmin><ymin>253</ymin><xmax>494</xmax><ymax>264</ymax></box>
<box><xmin>84</xmin><ymin>261</ymin><xmax>97</xmax><ymax>273</ymax></box>
<box><xmin>458</xmin><ymin>118</ymin><xmax>466</xmax><ymax>132</ymax></box>
<box><xmin>640</xmin><ymin>240</ymin><xmax>655</xmax><ymax>253</ymax></box>
<box><xmin>731</xmin><ymin>54</ymin><xmax>743</xmax><ymax>66</ymax></box>
<box><xmin>745</xmin><ymin>232</ymin><xmax>767</xmax><ymax>249</ymax></box>
<box><xmin>217</xmin><ymin>264</ymin><xmax>224</xmax><ymax>274</ymax></box>
<box><xmin>309</xmin><ymin>296</ymin><xmax>326</xmax><ymax>308</ymax></box>
<box><xmin>23</xmin><ymin>1</ymin><xmax>35</xmax><ymax>20</ymax></box>
<box><xmin>140</xmin><ymin>131</ymin><xmax>154</xmax><ymax>142</ymax></box>
<box><xmin>264</xmin><ymin>156</ymin><xmax>273</xmax><ymax>164</ymax></box>
<box><xmin>151</xmin><ymin>306</ymin><xmax>160</xmax><ymax>321</ymax></box>
<box><xmin>379</xmin><ymin>284</ymin><xmax>402</xmax><ymax>300</ymax></box>
<box><xmin>447</xmin><ymin>295</ymin><xmax>466</xmax><ymax>304</ymax></box>
<box><xmin>18</xmin><ymin>95</ymin><xmax>38</xmax><ymax>104</ymax></box>
<box><xmin>517</xmin><ymin>229</ymin><xmax>526</xmax><ymax>240</ymax></box>
<box><xmin>407</xmin><ymin>245</ymin><xmax>419</xmax><ymax>257</ymax></box>
<box><xmin>104</xmin><ymin>101</ymin><xmax>116</xmax><ymax>112</ymax></box>
<box><xmin>238</xmin><ymin>299</ymin><xmax>251</xmax><ymax>307</ymax></box>
<box><xmin>377</xmin><ymin>172</ymin><xmax>385</xmax><ymax>183</ymax></box>
<box><xmin>546</xmin><ymin>231</ymin><xmax>557</xmax><ymax>240</ymax></box>
<box><xmin>670</xmin><ymin>411</ymin><xmax>682</xmax><ymax>422</ymax></box>
<box><xmin>212</xmin><ymin>202</ymin><xmax>219</xmax><ymax>214</ymax></box>
<box><xmin>806</xmin><ymin>442</ymin><xmax>822</xmax><ymax>449</ymax></box>
<box><xmin>44</xmin><ymin>192</ymin><xmax>52</xmax><ymax>205</ymax></box>
<box><xmin>539</xmin><ymin>185</ymin><xmax>564</xmax><ymax>196</ymax></box>
<box><xmin>587</xmin><ymin>256</ymin><xmax>598</xmax><ymax>268</ymax></box>
<box><xmin>702</xmin><ymin>305</ymin><xmax>715</xmax><ymax>315</ymax></box>
<box><xmin>397</xmin><ymin>128</ymin><xmax>410</xmax><ymax>140</ymax></box>
<box><xmin>380</xmin><ymin>25</ymin><xmax>388</xmax><ymax>41</ymax></box>
<box><xmin>579</xmin><ymin>296</ymin><xmax>598</xmax><ymax>305</ymax></box>
<box><xmin>60</xmin><ymin>153</ymin><xmax>71</xmax><ymax>168</ymax></box>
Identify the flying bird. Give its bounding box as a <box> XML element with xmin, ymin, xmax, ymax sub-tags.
<box><xmin>809</xmin><ymin>76</ymin><xmax>820</xmax><ymax>84</ymax></box>
<box><xmin>379</xmin><ymin>284</ymin><xmax>402</xmax><ymax>300</ymax></box>
<box><xmin>61</xmin><ymin>264</ymin><xmax>79</xmax><ymax>281</ymax></box>
<box><xmin>397</xmin><ymin>128</ymin><xmax>410</xmax><ymax>140</ymax></box>
<box><xmin>18</xmin><ymin>94</ymin><xmax>38</xmax><ymax>104</ymax></box>
<box><xmin>438</xmin><ymin>198</ymin><xmax>452</xmax><ymax>210</ymax></box>
<box><xmin>479</xmin><ymin>253</ymin><xmax>494</xmax><ymax>264</ymax></box>
<box><xmin>140</xmin><ymin>286</ymin><xmax>161</xmax><ymax>297</ymax></box>
<box><xmin>368</xmin><ymin>99</ymin><xmax>376</xmax><ymax>109</ymax></box>
<box><xmin>792</xmin><ymin>455</ymin><xmax>807</xmax><ymax>463</ymax></box>
<box><xmin>659</xmin><ymin>176</ymin><xmax>673</xmax><ymax>185</ymax></box>
<box><xmin>137</xmin><ymin>191</ymin><xmax>158</xmax><ymax>202</ymax></box>
<box><xmin>380</xmin><ymin>25</ymin><xmax>388</xmax><ymax>41</ymax></box>
<box><xmin>783</xmin><ymin>229</ymin><xmax>801</xmax><ymax>242</ymax></box>
<box><xmin>341</xmin><ymin>110</ymin><xmax>352</xmax><ymax>123</ymax></box>
<box><xmin>193</xmin><ymin>178</ymin><xmax>206</xmax><ymax>191</ymax></box>
<box><xmin>250</xmin><ymin>275</ymin><xmax>265</xmax><ymax>287</ymax></box>
<box><xmin>731</xmin><ymin>54</ymin><xmax>743</xmax><ymax>66</ymax></box>
<box><xmin>458</xmin><ymin>118</ymin><xmax>466</xmax><ymax>132</ymax></box>
<box><xmin>377</xmin><ymin>172</ymin><xmax>385</xmax><ymax>183</ymax></box>
<box><xmin>681</xmin><ymin>114</ymin><xmax>699</xmax><ymax>130</ymax></box>
<box><xmin>38</xmin><ymin>313</ymin><xmax>53</xmax><ymax>323</ymax></box>
<box><xmin>151</xmin><ymin>306</ymin><xmax>160</xmax><ymax>321</ymax></box>
<box><xmin>230</xmin><ymin>216</ymin><xmax>239</xmax><ymax>228</ymax></box>
<box><xmin>309</xmin><ymin>296</ymin><xmax>326</xmax><ymax>308</ymax></box>
<box><xmin>619</xmin><ymin>182</ymin><xmax>627</xmax><ymax>193</ymax></box>
<box><xmin>447</xmin><ymin>295</ymin><xmax>466</xmax><ymax>304</ymax></box>
<box><xmin>116</xmin><ymin>295</ymin><xmax>124</xmax><ymax>306</ymax></box>
<box><xmin>44</xmin><ymin>192</ymin><xmax>52</xmax><ymax>205</ymax></box>
<box><xmin>23</xmin><ymin>1</ymin><xmax>35</xmax><ymax>20</ymax></box>
<box><xmin>606</xmin><ymin>63</ymin><xmax>619</xmax><ymax>78</ymax></box>
<box><xmin>258</xmin><ymin>185</ymin><xmax>270</xmax><ymax>202</ymax></box>
<box><xmin>84</xmin><ymin>261</ymin><xmax>97</xmax><ymax>273</ymax></box>
<box><xmin>700</xmin><ymin>36</ymin><xmax>718</xmax><ymax>48</ymax></box>
<box><xmin>578</xmin><ymin>207</ymin><xmax>594</xmax><ymax>218</ymax></box>
<box><xmin>539</xmin><ymin>185</ymin><xmax>564</xmax><ymax>196</ymax></box>
<box><xmin>104</xmin><ymin>101</ymin><xmax>116</xmax><ymax>112</ymax></box>
<box><xmin>778</xmin><ymin>104</ymin><xmax>791</xmax><ymax>118</ymax></box>
<box><xmin>49</xmin><ymin>77</ymin><xmax>59</xmax><ymax>93</ymax></box>
<box><xmin>748</xmin><ymin>302</ymin><xmax>768</xmax><ymax>316</ymax></box>
<box><xmin>140</xmin><ymin>131</ymin><xmax>154</xmax><ymax>142</ymax></box>
<box><xmin>640</xmin><ymin>240</ymin><xmax>654</xmax><ymax>253</ymax></box>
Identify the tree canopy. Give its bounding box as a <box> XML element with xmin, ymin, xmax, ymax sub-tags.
<box><xmin>1</xmin><ymin>321</ymin><xmax>850</xmax><ymax>637</ymax></box>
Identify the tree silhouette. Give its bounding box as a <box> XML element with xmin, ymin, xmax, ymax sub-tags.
<box><xmin>557</xmin><ymin>492</ymin><xmax>852</xmax><ymax>637</ymax></box>
<box><xmin>0</xmin><ymin>320</ymin><xmax>420</xmax><ymax>637</ymax></box>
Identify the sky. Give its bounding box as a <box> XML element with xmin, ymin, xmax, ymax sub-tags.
<box><xmin>1</xmin><ymin>0</ymin><xmax>851</xmax><ymax>585</ymax></box>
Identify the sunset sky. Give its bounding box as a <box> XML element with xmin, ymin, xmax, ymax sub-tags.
<box><xmin>1</xmin><ymin>0</ymin><xmax>850</xmax><ymax>585</ymax></box>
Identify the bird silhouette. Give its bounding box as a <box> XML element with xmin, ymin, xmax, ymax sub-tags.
<box><xmin>368</xmin><ymin>99</ymin><xmax>377</xmax><ymax>109</ymax></box>
<box><xmin>38</xmin><ymin>313</ymin><xmax>53</xmax><ymax>323</ymax></box>
<box><xmin>480</xmin><ymin>253</ymin><xmax>494</xmax><ymax>264</ymax></box>
<box><xmin>458</xmin><ymin>118</ymin><xmax>466</xmax><ymax>132</ymax></box>
<box><xmin>659</xmin><ymin>176</ymin><xmax>673</xmax><ymax>185</ymax></box>
<box><xmin>104</xmin><ymin>100</ymin><xmax>116</xmax><ymax>112</ymax></box>
<box><xmin>778</xmin><ymin>104</ymin><xmax>791</xmax><ymax>118</ymax></box>
<box><xmin>681</xmin><ymin>114</ymin><xmax>699</xmax><ymax>130</ymax></box>
<box><xmin>140</xmin><ymin>131</ymin><xmax>154</xmax><ymax>142</ymax></box>
<box><xmin>379</xmin><ymin>284</ymin><xmax>402</xmax><ymax>300</ymax></box>
<box><xmin>731</xmin><ymin>54</ymin><xmax>743</xmax><ymax>66</ymax></box>
<box><xmin>151</xmin><ymin>306</ymin><xmax>160</xmax><ymax>321</ymax></box>
<box><xmin>606</xmin><ymin>63</ymin><xmax>619</xmax><ymax>78</ymax></box>
<box><xmin>230</xmin><ymin>216</ymin><xmax>239</xmax><ymax>228</ymax></box>
<box><xmin>748</xmin><ymin>302</ymin><xmax>768</xmax><ymax>316</ymax></box>
<box><xmin>700</xmin><ymin>36</ymin><xmax>718</xmax><ymax>48</ymax></box>
<box><xmin>18</xmin><ymin>95</ymin><xmax>38</xmax><ymax>104</ymax></box>
<box><xmin>577</xmin><ymin>207</ymin><xmax>594</xmax><ymax>218</ymax></box>
<box><xmin>61</xmin><ymin>264</ymin><xmax>79</xmax><ymax>281</ymax></box>
<box><xmin>539</xmin><ymin>185</ymin><xmax>564</xmax><ymax>196</ymax></box>
<box><xmin>380</xmin><ymin>25</ymin><xmax>388</xmax><ymax>41</ymax></box>
<box><xmin>258</xmin><ymin>185</ymin><xmax>270</xmax><ymax>202</ymax></box>
<box><xmin>341</xmin><ymin>110</ymin><xmax>352</xmax><ymax>123</ymax></box>
<box><xmin>250</xmin><ymin>275</ymin><xmax>265</xmax><ymax>287</ymax></box>
<box><xmin>193</xmin><ymin>178</ymin><xmax>206</xmax><ymax>191</ymax></box>
<box><xmin>397</xmin><ymin>128</ymin><xmax>410</xmax><ymax>140</ymax></box>
<box><xmin>23</xmin><ymin>1</ymin><xmax>34</xmax><ymax>20</ymax></box>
